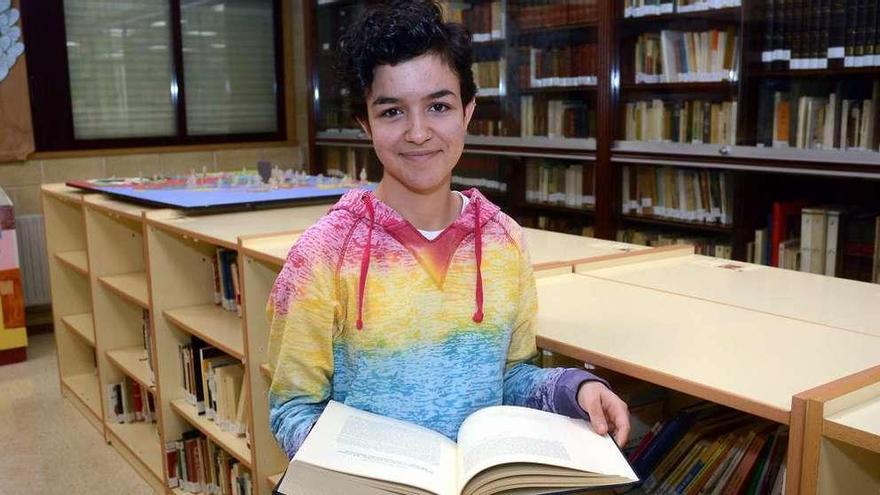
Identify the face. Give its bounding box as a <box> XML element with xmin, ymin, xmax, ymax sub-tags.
<box><xmin>359</xmin><ymin>53</ymin><xmax>476</xmax><ymax>195</ymax></box>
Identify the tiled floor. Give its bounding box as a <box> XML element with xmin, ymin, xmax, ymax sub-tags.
<box><xmin>0</xmin><ymin>333</ymin><xmax>154</xmax><ymax>494</ymax></box>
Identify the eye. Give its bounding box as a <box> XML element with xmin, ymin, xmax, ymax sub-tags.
<box><xmin>380</xmin><ymin>107</ymin><xmax>402</xmax><ymax>118</ymax></box>
<box><xmin>429</xmin><ymin>102</ymin><xmax>451</xmax><ymax>113</ymax></box>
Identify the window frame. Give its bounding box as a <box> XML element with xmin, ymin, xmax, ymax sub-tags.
<box><xmin>22</xmin><ymin>0</ymin><xmax>287</xmax><ymax>152</ymax></box>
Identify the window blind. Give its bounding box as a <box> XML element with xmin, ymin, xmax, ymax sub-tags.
<box><xmin>64</xmin><ymin>0</ymin><xmax>176</xmax><ymax>139</ymax></box>
<box><xmin>181</xmin><ymin>0</ymin><xmax>277</xmax><ymax>135</ymax></box>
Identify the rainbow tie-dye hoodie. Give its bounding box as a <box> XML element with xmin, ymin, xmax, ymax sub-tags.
<box><xmin>267</xmin><ymin>188</ymin><xmax>604</xmax><ymax>457</ymax></box>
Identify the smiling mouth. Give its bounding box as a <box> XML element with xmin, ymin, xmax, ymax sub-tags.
<box><xmin>400</xmin><ymin>150</ymin><xmax>441</xmax><ymax>161</ymax></box>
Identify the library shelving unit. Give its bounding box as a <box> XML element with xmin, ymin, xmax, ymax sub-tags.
<box><xmin>796</xmin><ymin>365</ymin><xmax>880</xmax><ymax>494</ymax></box>
<box><xmin>577</xmin><ymin>248</ymin><xmax>880</xmax><ymax>338</ymax></box>
<box><xmin>144</xmin><ymin>205</ymin><xmax>329</xmax><ymax>494</ymax></box>
<box><xmin>81</xmin><ymin>194</ymin><xmax>165</xmax><ymax>492</ymax></box>
<box><xmin>535</xmin><ymin>247</ymin><xmax>880</xmax><ymax>495</ymax></box>
<box><xmin>42</xmin><ymin>185</ymin><xmax>102</xmax><ymax>432</ymax></box>
<box><xmin>304</xmin><ymin>0</ymin><xmax>880</xmax><ymax>277</ymax></box>
<box><xmin>238</xmin><ymin>231</ymin><xmax>302</xmax><ymax>495</ymax></box>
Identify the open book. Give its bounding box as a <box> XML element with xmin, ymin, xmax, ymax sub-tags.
<box><xmin>275</xmin><ymin>401</ymin><xmax>638</xmax><ymax>495</ymax></box>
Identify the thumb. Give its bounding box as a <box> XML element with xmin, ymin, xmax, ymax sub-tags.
<box><xmin>585</xmin><ymin>397</ymin><xmax>609</xmax><ymax>436</ymax></box>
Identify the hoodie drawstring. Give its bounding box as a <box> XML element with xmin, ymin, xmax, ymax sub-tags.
<box><xmin>472</xmin><ymin>198</ymin><xmax>484</xmax><ymax>323</ymax></box>
<box><xmin>356</xmin><ymin>192</ymin><xmax>484</xmax><ymax>329</ymax></box>
<box><xmin>357</xmin><ymin>194</ymin><xmax>374</xmax><ymax>330</ymax></box>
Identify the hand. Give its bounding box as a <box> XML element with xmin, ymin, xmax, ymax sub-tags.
<box><xmin>576</xmin><ymin>381</ymin><xmax>630</xmax><ymax>448</ymax></box>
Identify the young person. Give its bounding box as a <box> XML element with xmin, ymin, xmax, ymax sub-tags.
<box><xmin>267</xmin><ymin>0</ymin><xmax>629</xmax><ymax>459</ymax></box>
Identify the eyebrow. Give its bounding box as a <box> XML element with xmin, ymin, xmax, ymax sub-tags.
<box><xmin>371</xmin><ymin>89</ymin><xmax>457</xmax><ymax>106</ymax></box>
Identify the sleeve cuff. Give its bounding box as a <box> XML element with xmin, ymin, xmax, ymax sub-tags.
<box><xmin>553</xmin><ymin>368</ymin><xmax>610</xmax><ymax>420</ymax></box>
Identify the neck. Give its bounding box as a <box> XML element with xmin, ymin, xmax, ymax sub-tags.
<box><xmin>374</xmin><ymin>178</ymin><xmax>460</xmax><ymax>231</ymax></box>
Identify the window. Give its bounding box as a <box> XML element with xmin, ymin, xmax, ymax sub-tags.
<box><xmin>23</xmin><ymin>0</ymin><xmax>285</xmax><ymax>151</ymax></box>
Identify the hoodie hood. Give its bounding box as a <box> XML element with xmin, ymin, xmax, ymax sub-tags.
<box><xmin>330</xmin><ymin>188</ymin><xmax>501</xmax><ymax>329</ymax></box>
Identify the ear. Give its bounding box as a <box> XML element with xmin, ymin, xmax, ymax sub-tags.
<box><xmin>356</xmin><ymin>116</ymin><xmax>372</xmax><ymax>140</ymax></box>
<box><xmin>463</xmin><ymin>97</ymin><xmax>476</xmax><ymax>129</ymax></box>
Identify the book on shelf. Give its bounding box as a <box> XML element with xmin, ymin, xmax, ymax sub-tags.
<box><xmin>517</xmin><ymin>215</ymin><xmax>595</xmax><ymax>236</ymax></box>
<box><xmin>525</xmin><ymin>159</ymin><xmax>595</xmax><ymax>209</ymax></box>
<box><xmin>634</xmin><ymin>28</ymin><xmax>739</xmax><ymax>84</ymax></box>
<box><xmin>617</xmin><ymin>229</ymin><xmax>733</xmax><ymax>258</ymax></box>
<box><xmin>748</xmin><ymin>205</ymin><xmax>880</xmax><ymax>280</ymax></box>
<box><xmin>515</xmin><ymin>44</ymin><xmax>597</xmax><ymax>89</ymax></box>
<box><xmin>178</xmin><ymin>339</ymin><xmax>247</xmax><ymax>435</ymax></box>
<box><xmin>623</xmin><ymin>98</ymin><xmax>738</xmax><ymax>145</ymax></box>
<box><xmin>519</xmin><ymin>96</ymin><xmax>597</xmax><ymax>139</ymax></box>
<box><xmin>275</xmin><ymin>400</ymin><xmax>638</xmax><ymax>495</ymax></box>
<box><xmin>452</xmin><ymin>156</ymin><xmax>507</xmax><ymax>193</ymax></box>
<box><xmin>512</xmin><ymin>0</ymin><xmax>597</xmax><ymax>30</ymax></box>
<box><xmin>624</xmin><ymin>0</ymin><xmax>741</xmax><ymax>18</ymax></box>
<box><xmin>762</xmin><ymin>0</ymin><xmax>880</xmax><ymax>69</ymax></box>
<box><xmin>212</xmin><ymin>249</ymin><xmax>242</xmax><ymax>316</ymax></box>
<box><xmin>473</xmin><ymin>59</ymin><xmax>505</xmax><ymax>96</ymax></box>
<box><xmin>760</xmin><ymin>81</ymin><xmax>880</xmax><ymax>151</ymax></box>
<box><xmin>106</xmin><ymin>376</ymin><xmax>157</xmax><ymax>424</ymax></box>
<box><xmin>621</xmin><ymin>165</ymin><xmax>735</xmax><ymax>225</ymax></box>
<box><xmin>166</xmin><ymin>431</ymin><xmax>253</xmax><ymax>494</ymax></box>
<box><xmin>629</xmin><ymin>402</ymin><xmax>786</xmax><ymax>495</ymax></box>
<box><xmin>458</xmin><ymin>1</ymin><xmax>505</xmax><ymax>43</ymax></box>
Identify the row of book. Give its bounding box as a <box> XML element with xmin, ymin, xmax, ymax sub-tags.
<box><xmin>456</xmin><ymin>1</ymin><xmax>505</xmax><ymax>43</ymax></box>
<box><xmin>622</xmin><ymin>165</ymin><xmax>736</xmax><ymax>225</ymax></box>
<box><xmin>517</xmin><ymin>215</ymin><xmax>595</xmax><ymax>236</ymax></box>
<box><xmin>453</xmin><ymin>155</ymin><xmax>507</xmax><ymax>193</ymax></box>
<box><xmin>629</xmin><ymin>402</ymin><xmax>787</xmax><ymax>495</ymax></box>
<box><xmin>473</xmin><ymin>59</ymin><xmax>504</xmax><ymax>97</ymax></box>
<box><xmin>524</xmin><ymin>161</ymin><xmax>595</xmax><ymax>209</ymax></box>
<box><xmin>512</xmin><ymin>0</ymin><xmax>598</xmax><ymax>30</ymax></box>
<box><xmin>107</xmin><ymin>376</ymin><xmax>157</xmax><ymax>424</ymax></box>
<box><xmin>516</xmin><ymin>44</ymin><xmax>598</xmax><ymax>89</ymax></box>
<box><xmin>179</xmin><ymin>337</ymin><xmax>248</xmax><ymax>437</ymax></box>
<box><xmin>617</xmin><ymin>229</ymin><xmax>733</xmax><ymax>258</ymax></box>
<box><xmin>761</xmin><ymin>84</ymin><xmax>880</xmax><ymax>151</ymax></box>
<box><xmin>212</xmin><ymin>249</ymin><xmax>242</xmax><ymax>316</ymax></box>
<box><xmin>750</xmin><ymin>202</ymin><xmax>880</xmax><ymax>282</ymax></box>
<box><xmin>634</xmin><ymin>29</ymin><xmax>740</xmax><ymax>84</ymax></box>
<box><xmin>624</xmin><ymin>0</ymin><xmax>741</xmax><ymax>18</ymax></box>
<box><xmin>165</xmin><ymin>431</ymin><xmax>253</xmax><ymax>494</ymax></box>
<box><xmin>520</xmin><ymin>96</ymin><xmax>597</xmax><ymax>139</ymax></box>
<box><xmin>761</xmin><ymin>0</ymin><xmax>880</xmax><ymax>69</ymax></box>
<box><xmin>623</xmin><ymin>99</ymin><xmax>739</xmax><ymax>145</ymax></box>
<box><xmin>469</xmin><ymin>119</ymin><xmax>506</xmax><ymax>137</ymax></box>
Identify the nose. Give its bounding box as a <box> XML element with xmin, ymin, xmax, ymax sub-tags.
<box><xmin>404</xmin><ymin>113</ymin><xmax>432</xmax><ymax>144</ymax></box>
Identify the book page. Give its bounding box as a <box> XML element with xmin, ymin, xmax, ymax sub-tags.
<box><xmin>289</xmin><ymin>401</ymin><xmax>458</xmax><ymax>495</ymax></box>
<box><xmin>455</xmin><ymin>406</ymin><xmax>638</xmax><ymax>493</ymax></box>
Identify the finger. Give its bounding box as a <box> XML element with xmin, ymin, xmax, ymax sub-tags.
<box><xmin>605</xmin><ymin>395</ymin><xmax>630</xmax><ymax>447</ymax></box>
<box><xmin>584</xmin><ymin>396</ymin><xmax>609</xmax><ymax>436</ymax></box>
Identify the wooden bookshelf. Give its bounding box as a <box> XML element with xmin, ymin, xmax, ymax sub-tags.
<box><xmin>795</xmin><ymin>365</ymin><xmax>880</xmax><ymax>494</ymax></box>
<box><xmin>98</xmin><ymin>273</ymin><xmax>150</xmax><ymax>309</ymax></box>
<box><xmin>106</xmin><ymin>421</ymin><xmax>165</xmax><ymax>490</ymax></box>
<box><xmin>577</xmin><ymin>249</ymin><xmax>880</xmax><ymax>338</ymax></box>
<box><xmin>61</xmin><ymin>373</ymin><xmax>102</xmax><ymax>427</ymax></box>
<box><xmin>61</xmin><ymin>313</ymin><xmax>95</xmax><ymax>347</ymax></box>
<box><xmin>43</xmin><ymin>185</ymin><xmax>102</xmax><ymax>436</ymax></box>
<box><xmin>171</xmin><ymin>399</ymin><xmax>252</xmax><ymax>468</ymax></box>
<box><xmin>55</xmin><ymin>250</ymin><xmax>89</xmax><ymax>276</ymax></box>
<box><xmin>163</xmin><ymin>305</ymin><xmax>244</xmax><ymax>359</ymax></box>
<box><xmin>107</xmin><ymin>347</ymin><xmax>154</xmax><ymax>391</ymax></box>
<box><xmin>240</xmin><ymin>233</ymin><xmax>295</xmax><ymax>495</ymax></box>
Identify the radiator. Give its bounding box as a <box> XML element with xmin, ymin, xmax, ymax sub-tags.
<box><xmin>16</xmin><ymin>214</ymin><xmax>51</xmax><ymax>307</ymax></box>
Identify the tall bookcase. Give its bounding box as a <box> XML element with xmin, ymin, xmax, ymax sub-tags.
<box><xmin>304</xmin><ymin>0</ymin><xmax>880</xmax><ymax>277</ymax></box>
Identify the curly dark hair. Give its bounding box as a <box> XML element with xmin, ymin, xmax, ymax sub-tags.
<box><xmin>335</xmin><ymin>0</ymin><xmax>477</xmax><ymax>123</ymax></box>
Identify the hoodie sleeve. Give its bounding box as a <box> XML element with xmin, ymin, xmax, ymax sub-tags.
<box><xmin>501</xmin><ymin>226</ymin><xmax>608</xmax><ymax>420</ymax></box>
<box><xmin>266</xmin><ymin>226</ymin><xmax>340</xmax><ymax>458</ymax></box>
